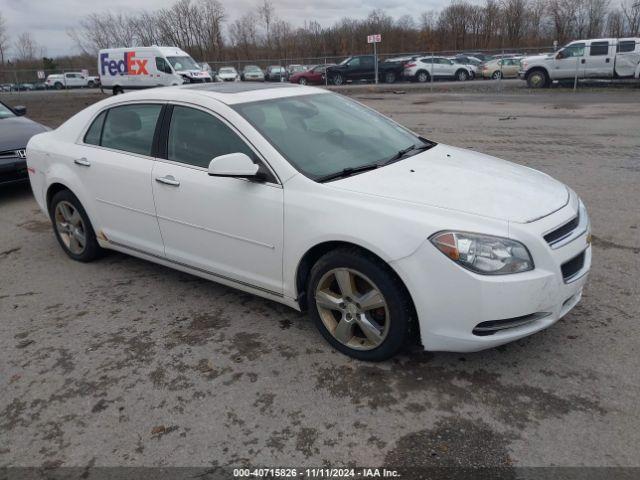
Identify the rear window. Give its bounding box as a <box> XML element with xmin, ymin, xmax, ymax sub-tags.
<box><xmin>84</xmin><ymin>111</ymin><xmax>106</xmax><ymax>145</ymax></box>
<box><xmin>617</xmin><ymin>41</ymin><xmax>636</xmax><ymax>53</ymax></box>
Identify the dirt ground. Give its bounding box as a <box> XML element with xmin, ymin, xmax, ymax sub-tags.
<box><xmin>1</xmin><ymin>85</ymin><xmax>639</xmax><ymax>472</ymax></box>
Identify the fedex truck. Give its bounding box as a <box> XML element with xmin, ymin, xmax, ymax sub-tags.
<box><xmin>98</xmin><ymin>46</ymin><xmax>212</xmax><ymax>95</ymax></box>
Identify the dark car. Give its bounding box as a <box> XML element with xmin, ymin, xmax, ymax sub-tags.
<box><xmin>325</xmin><ymin>55</ymin><xmax>404</xmax><ymax>85</ymax></box>
<box><xmin>288</xmin><ymin>64</ymin><xmax>334</xmax><ymax>85</ymax></box>
<box><xmin>0</xmin><ymin>102</ymin><xmax>48</xmax><ymax>185</ymax></box>
<box><xmin>265</xmin><ymin>65</ymin><xmax>287</xmax><ymax>82</ymax></box>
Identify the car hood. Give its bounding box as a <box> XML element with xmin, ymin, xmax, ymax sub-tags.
<box><xmin>0</xmin><ymin>116</ymin><xmax>48</xmax><ymax>152</ymax></box>
<box><xmin>329</xmin><ymin>144</ymin><xmax>569</xmax><ymax>224</ymax></box>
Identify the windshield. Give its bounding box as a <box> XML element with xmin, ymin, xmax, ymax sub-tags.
<box><xmin>166</xmin><ymin>56</ymin><xmax>200</xmax><ymax>72</ymax></box>
<box><xmin>219</xmin><ymin>68</ymin><xmax>236</xmax><ymax>74</ymax></box>
<box><xmin>339</xmin><ymin>57</ymin><xmax>352</xmax><ymax>65</ymax></box>
<box><xmin>245</xmin><ymin>66</ymin><xmax>260</xmax><ymax>72</ymax></box>
<box><xmin>0</xmin><ymin>102</ymin><xmax>15</xmax><ymax>119</ymax></box>
<box><xmin>234</xmin><ymin>93</ymin><xmax>426</xmax><ymax>180</ymax></box>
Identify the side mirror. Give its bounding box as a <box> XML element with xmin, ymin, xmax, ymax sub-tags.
<box><xmin>13</xmin><ymin>105</ymin><xmax>26</xmax><ymax>116</ymax></box>
<box><xmin>208</xmin><ymin>152</ymin><xmax>260</xmax><ymax>178</ymax></box>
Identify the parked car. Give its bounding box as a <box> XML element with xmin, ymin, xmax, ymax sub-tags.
<box><xmin>45</xmin><ymin>72</ymin><xmax>90</xmax><ymax>90</ymax></box>
<box><xmin>265</xmin><ymin>65</ymin><xmax>286</xmax><ymax>82</ymax></box>
<box><xmin>325</xmin><ymin>55</ymin><xmax>405</xmax><ymax>85</ymax></box>
<box><xmin>461</xmin><ymin>52</ymin><xmax>494</xmax><ymax>62</ymax></box>
<box><xmin>0</xmin><ymin>101</ymin><xmax>47</xmax><ymax>185</ymax></box>
<box><xmin>0</xmin><ymin>84</ymin><xmax>12</xmax><ymax>92</ymax></box>
<box><xmin>99</xmin><ymin>46</ymin><xmax>211</xmax><ymax>95</ymax></box>
<box><xmin>449</xmin><ymin>57</ymin><xmax>480</xmax><ymax>78</ymax></box>
<box><xmin>288</xmin><ymin>64</ymin><xmax>334</xmax><ymax>85</ymax></box>
<box><xmin>481</xmin><ymin>57</ymin><xmax>522</xmax><ymax>79</ymax></box>
<box><xmin>241</xmin><ymin>65</ymin><xmax>265</xmax><ymax>82</ymax></box>
<box><xmin>286</xmin><ymin>64</ymin><xmax>306</xmax><ymax>79</ymax></box>
<box><xmin>17</xmin><ymin>83</ymin><xmax>35</xmax><ymax>91</ymax></box>
<box><xmin>216</xmin><ymin>67</ymin><xmax>240</xmax><ymax>82</ymax></box>
<box><xmin>520</xmin><ymin>37</ymin><xmax>640</xmax><ymax>88</ymax></box>
<box><xmin>26</xmin><ymin>82</ymin><xmax>591</xmax><ymax>360</ymax></box>
<box><xmin>403</xmin><ymin>56</ymin><xmax>474</xmax><ymax>82</ymax></box>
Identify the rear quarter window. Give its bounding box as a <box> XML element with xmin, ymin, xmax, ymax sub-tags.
<box><xmin>84</xmin><ymin>111</ymin><xmax>107</xmax><ymax>145</ymax></box>
<box><xmin>617</xmin><ymin>41</ymin><xmax>636</xmax><ymax>53</ymax></box>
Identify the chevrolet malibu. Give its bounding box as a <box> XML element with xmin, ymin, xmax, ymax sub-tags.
<box><xmin>26</xmin><ymin>83</ymin><xmax>591</xmax><ymax>361</ymax></box>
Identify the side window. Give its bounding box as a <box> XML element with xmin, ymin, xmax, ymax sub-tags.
<box><xmin>156</xmin><ymin>57</ymin><xmax>170</xmax><ymax>73</ymax></box>
<box><xmin>362</xmin><ymin>57</ymin><xmax>374</xmax><ymax>68</ymax></box>
<box><xmin>589</xmin><ymin>41</ymin><xmax>609</xmax><ymax>56</ymax></box>
<box><xmin>348</xmin><ymin>57</ymin><xmax>361</xmax><ymax>68</ymax></box>
<box><xmin>617</xmin><ymin>41</ymin><xmax>635</xmax><ymax>53</ymax></box>
<box><xmin>167</xmin><ymin>106</ymin><xmax>254</xmax><ymax>168</ymax></box>
<box><xmin>565</xmin><ymin>43</ymin><xmax>586</xmax><ymax>57</ymax></box>
<box><xmin>84</xmin><ymin>111</ymin><xmax>107</xmax><ymax>145</ymax></box>
<box><xmin>101</xmin><ymin>104</ymin><xmax>162</xmax><ymax>156</ymax></box>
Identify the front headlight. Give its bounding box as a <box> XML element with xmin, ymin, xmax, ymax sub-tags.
<box><xmin>430</xmin><ymin>231</ymin><xmax>534</xmax><ymax>275</ymax></box>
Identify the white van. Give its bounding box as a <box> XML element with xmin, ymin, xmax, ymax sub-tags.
<box><xmin>98</xmin><ymin>46</ymin><xmax>212</xmax><ymax>94</ymax></box>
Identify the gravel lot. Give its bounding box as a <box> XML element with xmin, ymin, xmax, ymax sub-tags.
<box><xmin>1</xmin><ymin>86</ymin><xmax>639</xmax><ymax>471</ymax></box>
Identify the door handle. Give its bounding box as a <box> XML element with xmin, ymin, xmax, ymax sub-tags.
<box><xmin>155</xmin><ymin>175</ymin><xmax>180</xmax><ymax>187</ymax></box>
<box><xmin>74</xmin><ymin>158</ymin><xmax>90</xmax><ymax>167</ymax></box>
<box><xmin>581</xmin><ymin>58</ymin><xmax>586</xmax><ymax>64</ymax></box>
<box><xmin>605</xmin><ymin>58</ymin><xmax>610</xmax><ymax>63</ymax></box>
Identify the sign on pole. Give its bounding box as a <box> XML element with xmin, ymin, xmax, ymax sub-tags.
<box><xmin>37</xmin><ymin>70</ymin><xmax>45</xmax><ymax>80</ymax></box>
<box><xmin>367</xmin><ymin>34</ymin><xmax>382</xmax><ymax>84</ymax></box>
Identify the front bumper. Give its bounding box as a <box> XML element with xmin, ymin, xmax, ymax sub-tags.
<box><xmin>392</xmin><ymin>194</ymin><xmax>591</xmax><ymax>352</ymax></box>
<box><xmin>0</xmin><ymin>156</ymin><xmax>28</xmax><ymax>185</ymax></box>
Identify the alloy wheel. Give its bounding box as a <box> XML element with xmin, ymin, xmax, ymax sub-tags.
<box><xmin>54</xmin><ymin>200</ymin><xmax>87</xmax><ymax>255</ymax></box>
<box><xmin>299</xmin><ymin>77</ymin><xmax>308</xmax><ymax>85</ymax></box>
<box><xmin>314</xmin><ymin>268</ymin><xmax>390</xmax><ymax>351</ymax></box>
<box><xmin>417</xmin><ymin>72</ymin><xmax>428</xmax><ymax>83</ymax></box>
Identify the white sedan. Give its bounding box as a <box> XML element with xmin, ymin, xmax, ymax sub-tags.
<box><xmin>26</xmin><ymin>83</ymin><xmax>591</xmax><ymax>360</ymax></box>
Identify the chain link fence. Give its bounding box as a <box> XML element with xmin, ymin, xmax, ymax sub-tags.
<box><xmin>1</xmin><ymin>42</ymin><xmax>638</xmax><ymax>93</ymax></box>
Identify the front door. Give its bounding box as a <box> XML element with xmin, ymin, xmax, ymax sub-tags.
<box><xmin>72</xmin><ymin>103</ymin><xmax>165</xmax><ymax>256</ymax></box>
<box><xmin>151</xmin><ymin>104</ymin><xmax>284</xmax><ymax>294</ymax></box>
<box><xmin>553</xmin><ymin>42</ymin><xmax>586</xmax><ymax>79</ymax></box>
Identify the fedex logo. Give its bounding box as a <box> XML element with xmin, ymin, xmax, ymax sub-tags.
<box><xmin>100</xmin><ymin>52</ymin><xmax>149</xmax><ymax>76</ymax></box>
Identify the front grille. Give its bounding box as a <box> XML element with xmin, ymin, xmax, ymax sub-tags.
<box><xmin>0</xmin><ymin>149</ymin><xmax>24</xmax><ymax>160</ymax></box>
<box><xmin>472</xmin><ymin>312</ymin><xmax>551</xmax><ymax>336</ymax></box>
<box><xmin>561</xmin><ymin>251</ymin><xmax>586</xmax><ymax>282</ymax></box>
<box><xmin>544</xmin><ymin>213</ymin><xmax>580</xmax><ymax>246</ymax></box>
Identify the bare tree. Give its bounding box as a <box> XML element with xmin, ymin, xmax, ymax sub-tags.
<box><xmin>0</xmin><ymin>13</ymin><xmax>9</xmax><ymax>65</ymax></box>
<box><xmin>621</xmin><ymin>0</ymin><xmax>640</xmax><ymax>34</ymax></box>
<box><xmin>14</xmin><ymin>32</ymin><xmax>43</xmax><ymax>62</ymax></box>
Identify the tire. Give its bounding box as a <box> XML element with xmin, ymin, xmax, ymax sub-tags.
<box><xmin>87</xmin><ymin>81</ymin><xmax>95</xmax><ymax>88</ymax></box>
<box><xmin>112</xmin><ymin>85</ymin><xmax>124</xmax><ymax>95</ymax></box>
<box><xmin>54</xmin><ymin>82</ymin><xmax>63</xmax><ymax>90</ymax></box>
<box><xmin>416</xmin><ymin>70</ymin><xmax>430</xmax><ymax>83</ymax></box>
<box><xmin>526</xmin><ymin>69</ymin><xmax>549</xmax><ymax>89</ymax></box>
<box><xmin>49</xmin><ymin>189</ymin><xmax>105</xmax><ymax>262</ymax></box>
<box><xmin>307</xmin><ymin>247</ymin><xmax>414</xmax><ymax>361</ymax></box>
<box><xmin>456</xmin><ymin>69</ymin><xmax>469</xmax><ymax>81</ymax></box>
<box><xmin>331</xmin><ymin>73</ymin><xmax>344</xmax><ymax>86</ymax></box>
<box><xmin>384</xmin><ymin>71</ymin><xmax>396</xmax><ymax>84</ymax></box>
<box><xmin>298</xmin><ymin>77</ymin><xmax>308</xmax><ymax>85</ymax></box>
<box><xmin>492</xmin><ymin>71</ymin><xmax>502</xmax><ymax>80</ymax></box>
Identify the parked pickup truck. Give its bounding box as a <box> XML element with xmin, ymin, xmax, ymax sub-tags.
<box><xmin>520</xmin><ymin>37</ymin><xmax>640</xmax><ymax>88</ymax></box>
<box><xmin>325</xmin><ymin>55</ymin><xmax>405</xmax><ymax>85</ymax></box>
<box><xmin>45</xmin><ymin>72</ymin><xmax>94</xmax><ymax>89</ymax></box>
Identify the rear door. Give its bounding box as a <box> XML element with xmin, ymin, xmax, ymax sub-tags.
<box><xmin>585</xmin><ymin>40</ymin><xmax>613</xmax><ymax>78</ymax></box>
<box><xmin>72</xmin><ymin>103</ymin><xmax>165</xmax><ymax>255</ymax></box>
<box><xmin>151</xmin><ymin>104</ymin><xmax>284</xmax><ymax>294</ymax></box>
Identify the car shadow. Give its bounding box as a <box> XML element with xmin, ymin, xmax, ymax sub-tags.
<box><xmin>0</xmin><ymin>182</ymin><xmax>33</xmax><ymax>203</ymax></box>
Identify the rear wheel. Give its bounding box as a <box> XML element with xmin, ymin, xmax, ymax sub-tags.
<box><xmin>49</xmin><ymin>190</ymin><xmax>104</xmax><ymax>262</ymax></box>
<box><xmin>307</xmin><ymin>248</ymin><xmax>414</xmax><ymax>361</ymax></box>
<box><xmin>88</xmin><ymin>80</ymin><xmax>95</xmax><ymax>88</ymax></box>
<box><xmin>298</xmin><ymin>77</ymin><xmax>308</xmax><ymax>85</ymax></box>
<box><xmin>526</xmin><ymin>69</ymin><xmax>549</xmax><ymax>88</ymax></box>
<box><xmin>492</xmin><ymin>71</ymin><xmax>502</xmax><ymax>80</ymax></box>
<box><xmin>384</xmin><ymin>71</ymin><xmax>397</xmax><ymax>84</ymax></box>
<box><xmin>416</xmin><ymin>71</ymin><xmax>430</xmax><ymax>83</ymax></box>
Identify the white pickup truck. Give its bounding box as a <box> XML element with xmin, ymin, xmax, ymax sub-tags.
<box><xmin>520</xmin><ymin>37</ymin><xmax>640</xmax><ymax>88</ymax></box>
<box><xmin>45</xmin><ymin>72</ymin><xmax>95</xmax><ymax>90</ymax></box>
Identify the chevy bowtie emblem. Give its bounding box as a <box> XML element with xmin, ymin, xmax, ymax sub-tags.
<box><xmin>17</xmin><ymin>149</ymin><xmax>26</xmax><ymax>159</ymax></box>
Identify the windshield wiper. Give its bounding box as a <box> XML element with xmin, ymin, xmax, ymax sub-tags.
<box><xmin>382</xmin><ymin>139</ymin><xmax>436</xmax><ymax>166</ymax></box>
<box><xmin>316</xmin><ymin>163</ymin><xmax>380</xmax><ymax>183</ymax></box>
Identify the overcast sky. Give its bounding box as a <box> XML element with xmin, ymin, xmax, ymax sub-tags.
<box><xmin>2</xmin><ymin>0</ymin><xmax>446</xmax><ymax>58</ymax></box>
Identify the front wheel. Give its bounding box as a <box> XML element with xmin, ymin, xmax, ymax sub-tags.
<box><xmin>298</xmin><ymin>77</ymin><xmax>308</xmax><ymax>85</ymax></box>
<box><xmin>456</xmin><ymin>69</ymin><xmax>469</xmax><ymax>81</ymax></box>
<box><xmin>416</xmin><ymin>71</ymin><xmax>430</xmax><ymax>83</ymax></box>
<box><xmin>54</xmin><ymin>82</ymin><xmax>63</xmax><ymax>90</ymax></box>
<box><xmin>307</xmin><ymin>248</ymin><xmax>414</xmax><ymax>361</ymax></box>
<box><xmin>331</xmin><ymin>73</ymin><xmax>344</xmax><ymax>86</ymax></box>
<box><xmin>526</xmin><ymin>69</ymin><xmax>549</xmax><ymax>88</ymax></box>
<box><xmin>49</xmin><ymin>190</ymin><xmax>105</xmax><ymax>262</ymax></box>
<box><xmin>492</xmin><ymin>71</ymin><xmax>503</xmax><ymax>80</ymax></box>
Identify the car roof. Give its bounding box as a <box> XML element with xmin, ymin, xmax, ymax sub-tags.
<box><xmin>108</xmin><ymin>82</ymin><xmax>327</xmax><ymax>106</ymax></box>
